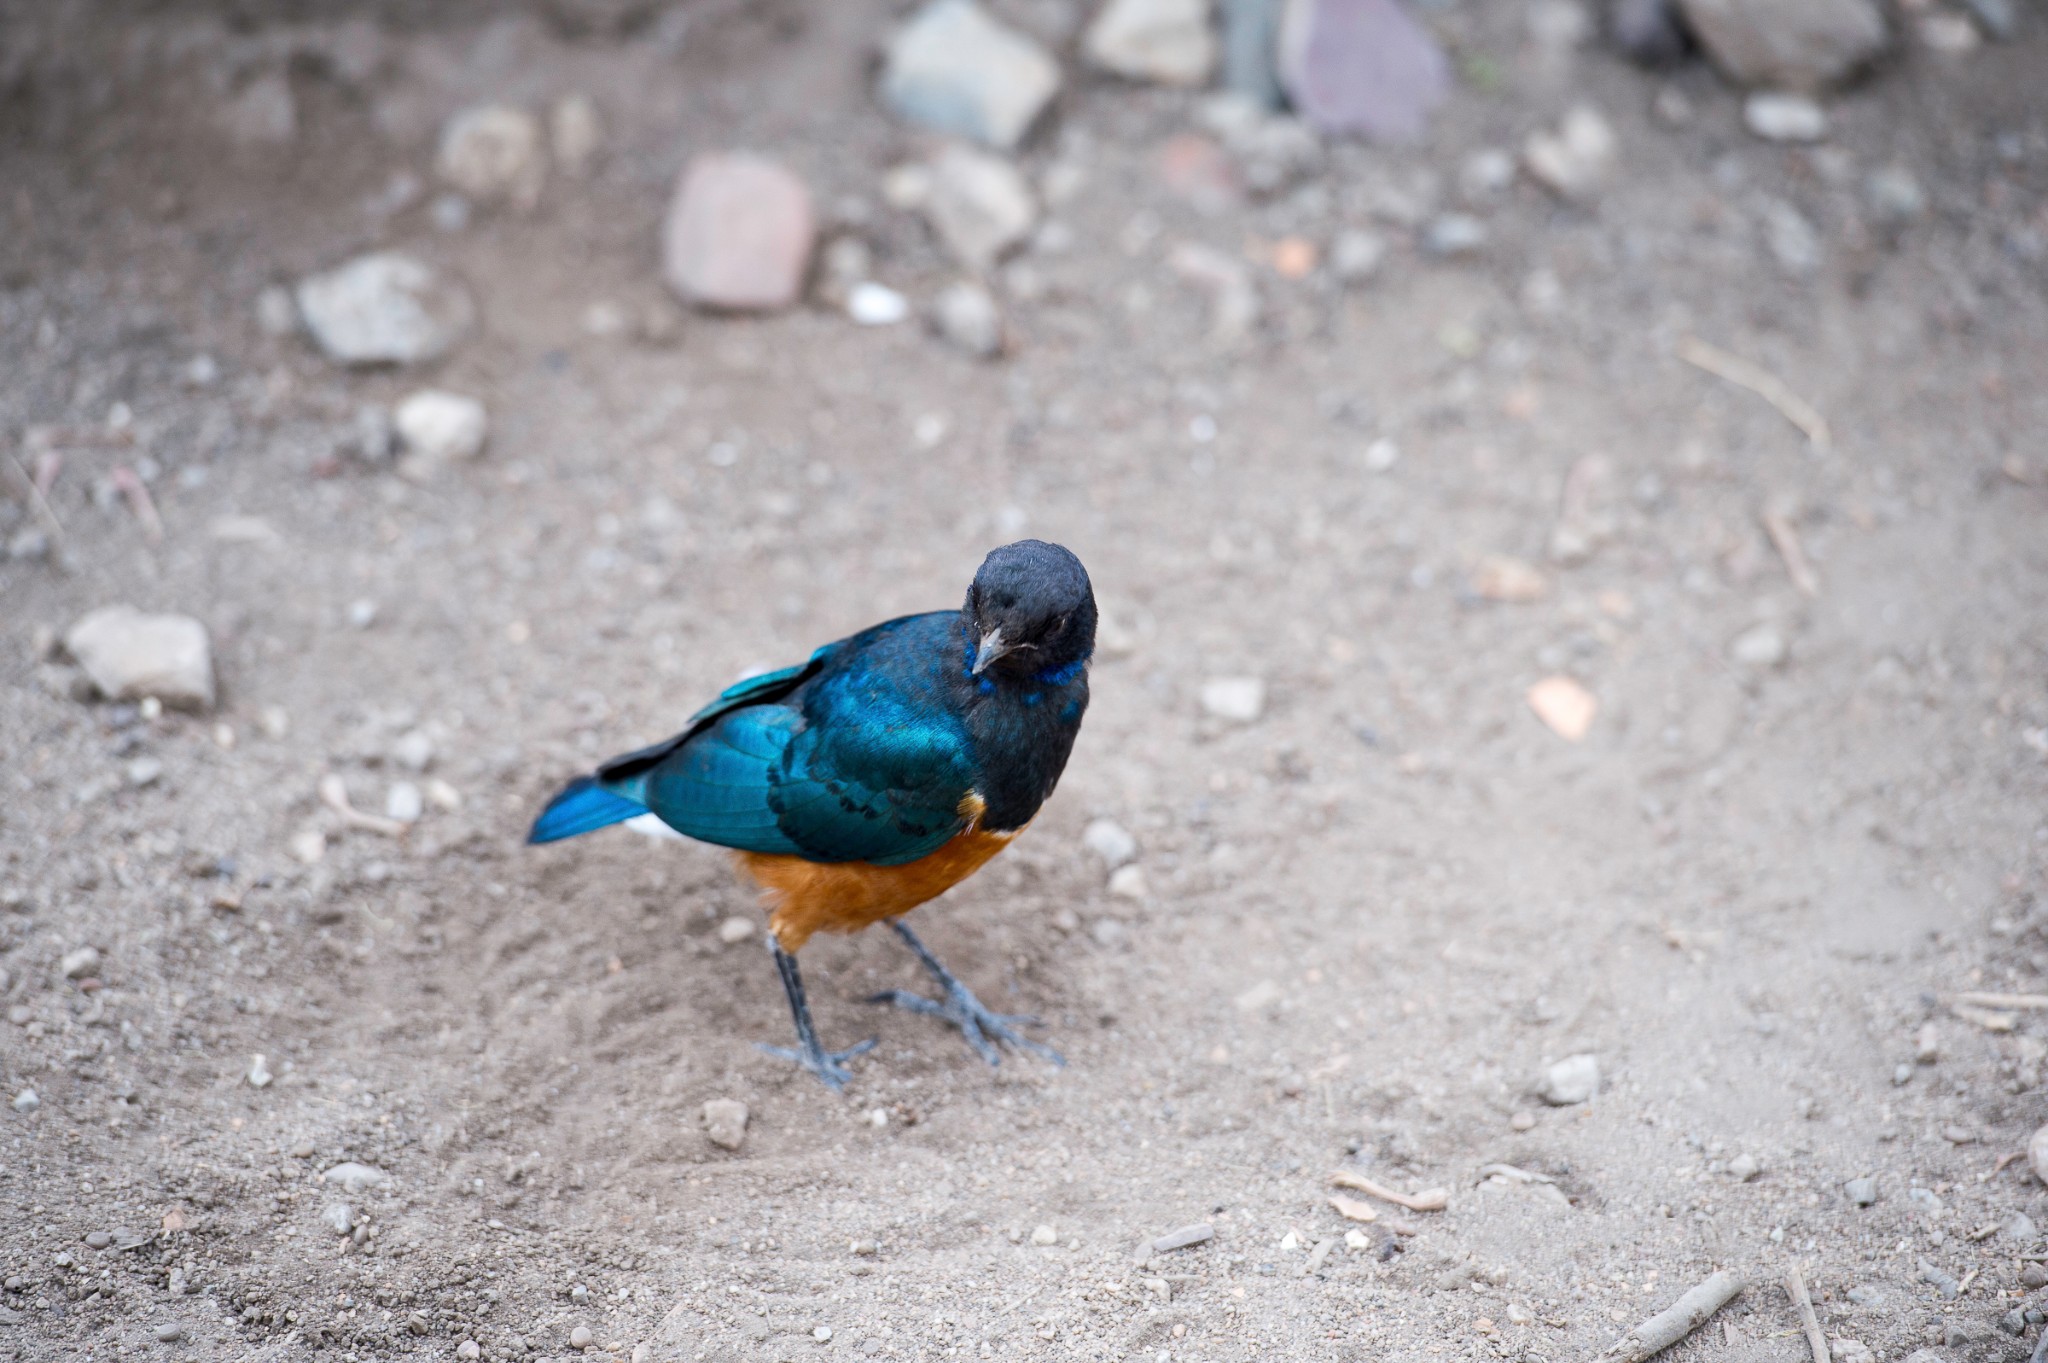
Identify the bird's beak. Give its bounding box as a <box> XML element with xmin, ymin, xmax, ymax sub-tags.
<box><xmin>971</xmin><ymin>627</ymin><xmax>1013</xmax><ymax>676</ymax></box>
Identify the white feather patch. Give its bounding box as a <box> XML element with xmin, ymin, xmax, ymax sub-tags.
<box><xmin>625</xmin><ymin>813</ymin><xmax>685</xmax><ymax>841</ymax></box>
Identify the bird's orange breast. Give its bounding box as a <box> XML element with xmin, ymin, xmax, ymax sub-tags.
<box><xmin>737</xmin><ymin>794</ymin><xmax>1020</xmax><ymax>952</ymax></box>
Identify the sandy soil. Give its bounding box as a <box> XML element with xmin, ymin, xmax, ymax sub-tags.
<box><xmin>3</xmin><ymin>2</ymin><xmax>2048</xmax><ymax>1362</ymax></box>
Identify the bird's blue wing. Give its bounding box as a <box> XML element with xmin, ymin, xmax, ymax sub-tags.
<box><xmin>634</xmin><ymin>691</ymin><xmax>976</xmax><ymax>866</ymax></box>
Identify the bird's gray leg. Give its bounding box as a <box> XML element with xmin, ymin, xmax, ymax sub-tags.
<box><xmin>757</xmin><ymin>938</ymin><xmax>875</xmax><ymax>1092</ymax></box>
<box><xmin>867</xmin><ymin>919</ymin><xmax>1063</xmax><ymax>1067</ymax></box>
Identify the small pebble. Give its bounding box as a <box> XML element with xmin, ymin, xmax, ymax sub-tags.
<box><xmin>813</xmin><ymin>1326</ymin><xmax>833</xmax><ymax>1342</ymax></box>
<box><xmin>1743</xmin><ymin>91</ymin><xmax>1828</xmax><ymax>143</ymax></box>
<box><xmin>1844</xmin><ymin>1176</ymin><xmax>1878</xmax><ymax>1207</ymax></box>
<box><xmin>1510</xmin><ymin>1110</ymin><xmax>1536</xmax><ymax>1131</ymax></box>
<box><xmin>62</xmin><ymin>946</ymin><xmax>103</xmax><ymax>979</ymax></box>
<box><xmin>2003</xmin><ymin>1212</ymin><xmax>2036</xmax><ymax>1241</ymax></box>
<box><xmin>2030</xmin><ymin>1124</ymin><xmax>2048</xmax><ymax>1185</ymax></box>
<box><xmin>703</xmin><ymin>1098</ymin><xmax>749</xmax><ymax>1151</ymax></box>
<box><xmin>718</xmin><ymin>917</ymin><xmax>757</xmax><ymax>945</ymax></box>
<box><xmin>1082</xmin><ymin>818</ymin><xmax>1138</xmax><ymax>868</ymax></box>
<box><xmin>457</xmin><ymin>1342</ymin><xmax>482</xmax><ymax>1361</ymax></box>
<box><xmin>385</xmin><ymin>782</ymin><xmax>424</xmax><ymax>823</ymax></box>
<box><xmin>126</xmin><ymin>757</ymin><xmax>164</xmax><ymax>788</ymax></box>
<box><xmin>2021</xmin><ymin>1264</ymin><xmax>2048</xmax><ymax>1289</ymax></box>
<box><xmin>154</xmin><ymin>1323</ymin><xmax>185</xmax><ymax>1343</ymax></box>
<box><xmin>323</xmin><ymin>1161</ymin><xmax>389</xmax><ymax>1194</ymax></box>
<box><xmin>1727</xmin><ymin>1153</ymin><xmax>1760</xmax><ymax>1182</ymax></box>
<box><xmin>1364</xmin><ymin>438</ymin><xmax>1400</xmax><ymax>473</ymax></box>
<box><xmin>1730</xmin><ymin>623</ymin><xmax>1788</xmax><ymax>669</ymax></box>
<box><xmin>246</xmin><ymin>1054</ymin><xmax>273</xmax><ymax>1088</ymax></box>
<box><xmin>1107</xmin><ymin>865</ymin><xmax>1149</xmax><ymax>900</ymax></box>
<box><xmin>85</xmin><ymin>1231</ymin><xmax>112</xmax><ymax>1249</ymax></box>
<box><xmin>392</xmin><ymin>729</ymin><xmax>435</xmax><ymax>771</ymax></box>
<box><xmin>1330</xmin><ymin>229</ymin><xmax>1387</xmax><ymax>285</ymax></box>
<box><xmin>1914</xmin><ymin>1021</ymin><xmax>1939</xmax><ymax>1063</ymax></box>
<box><xmin>11</xmin><ymin>1088</ymin><xmax>38</xmax><ymax>1113</ymax></box>
<box><xmin>1199</xmin><ymin>677</ymin><xmax>1265</xmax><ymax>722</ymax></box>
<box><xmin>1892</xmin><ymin>1062</ymin><xmax>1914</xmax><ymax>1086</ymax></box>
<box><xmin>1150</xmin><ymin>1223</ymin><xmax>1212</xmax><ymax>1253</ymax></box>
<box><xmin>1536</xmin><ymin>1053</ymin><xmax>1598</xmax><ymax>1106</ymax></box>
<box><xmin>847</xmin><ymin>282</ymin><xmax>911</xmax><ymax>326</ymax></box>
<box><xmin>1420</xmin><ymin>214</ymin><xmax>1487</xmax><ymax>258</ymax></box>
<box><xmin>570</xmin><ymin>1325</ymin><xmax>595</xmax><ymax>1350</ymax></box>
<box><xmin>1031</xmin><ymin>1224</ymin><xmax>1059</xmax><ymax>1246</ymax></box>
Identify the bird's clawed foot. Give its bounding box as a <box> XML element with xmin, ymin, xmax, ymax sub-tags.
<box><xmin>868</xmin><ymin>984</ymin><xmax>1063</xmax><ymax>1067</ymax></box>
<box><xmin>757</xmin><ymin>1036</ymin><xmax>877</xmax><ymax>1093</ymax></box>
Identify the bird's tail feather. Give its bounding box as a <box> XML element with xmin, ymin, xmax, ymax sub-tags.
<box><xmin>527</xmin><ymin>776</ymin><xmax>647</xmax><ymax>845</ymax></box>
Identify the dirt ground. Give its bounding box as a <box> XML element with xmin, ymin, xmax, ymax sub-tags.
<box><xmin>4</xmin><ymin>2</ymin><xmax>2048</xmax><ymax>1361</ymax></box>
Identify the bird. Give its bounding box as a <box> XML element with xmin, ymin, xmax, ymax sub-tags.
<box><xmin>526</xmin><ymin>540</ymin><xmax>1096</xmax><ymax>1090</ymax></box>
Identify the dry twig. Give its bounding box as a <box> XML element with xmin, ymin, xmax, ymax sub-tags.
<box><xmin>108</xmin><ymin>466</ymin><xmax>164</xmax><ymax>546</ymax></box>
<box><xmin>318</xmin><ymin>774</ymin><xmax>409</xmax><ymax>837</ymax></box>
<box><xmin>1956</xmin><ymin>992</ymin><xmax>2048</xmax><ymax>1011</ymax></box>
<box><xmin>1609</xmin><ymin>1270</ymin><xmax>1746</xmax><ymax>1362</ymax></box>
<box><xmin>1784</xmin><ymin>1265</ymin><xmax>1830</xmax><ymax>1363</ymax></box>
<box><xmin>1761</xmin><ymin>509</ymin><xmax>1820</xmax><ymax>597</ymax></box>
<box><xmin>1679</xmin><ymin>337</ymin><xmax>1832</xmax><ymax>448</ymax></box>
<box><xmin>1328</xmin><ymin>1170</ymin><xmax>1448</xmax><ymax>1213</ymax></box>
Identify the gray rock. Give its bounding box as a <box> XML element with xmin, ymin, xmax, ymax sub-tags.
<box><xmin>1743</xmin><ymin>91</ymin><xmax>1827</xmax><ymax>142</ymax></box>
<box><xmin>1330</xmin><ymin>228</ymin><xmax>1388</xmax><ymax>283</ymax></box>
<box><xmin>321</xmin><ymin>1202</ymin><xmax>356</xmax><ymax>1234</ymax></box>
<box><xmin>1523</xmin><ymin>105</ymin><xmax>1618</xmax><ymax>201</ymax></box>
<box><xmin>62</xmin><ymin>945</ymin><xmax>102</xmax><ymax>978</ymax></box>
<box><xmin>1760</xmin><ymin>198</ymin><xmax>1821</xmax><ymax>277</ymax></box>
<box><xmin>1082</xmin><ymin>818</ymin><xmax>1139</xmax><ymax>869</ymax></box>
<box><xmin>1277</xmin><ymin>0</ymin><xmax>1449</xmax><ymax>142</ymax></box>
<box><xmin>550</xmin><ymin>94</ymin><xmax>603</xmax><ymax>176</ymax></box>
<box><xmin>219</xmin><ymin>70</ymin><xmax>297</xmax><ymax>147</ymax></box>
<box><xmin>1900</xmin><ymin>1352</ymin><xmax>1950</xmax><ymax>1363</ymax></box>
<box><xmin>154</xmin><ymin>1323</ymin><xmax>185</xmax><ymax>1343</ymax></box>
<box><xmin>1677</xmin><ymin>0</ymin><xmax>1889</xmax><ymax>89</ymax></box>
<box><xmin>1726</xmin><ymin>1152</ymin><xmax>1760</xmax><ymax>1181</ymax></box>
<box><xmin>126</xmin><ymin>756</ymin><xmax>163</xmax><ymax>788</ymax></box>
<box><xmin>436</xmin><ymin>105</ymin><xmax>546</xmax><ymax>210</ymax></box>
<box><xmin>1084</xmin><ymin>0</ymin><xmax>1218</xmax><ymax>85</ymax></box>
<box><xmin>2000</xmin><ymin>1309</ymin><xmax>2028</xmax><ymax>1336</ymax></box>
<box><xmin>904</xmin><ymin>144</ymin><xmax>1038</xmax><ymax>271</ymax></box>
<box><xmin>1846</xmin><ymin>1284</ymin><xmax>1884</xmax><ymax>1305</ymax></box>
<box><xmin>296</xmin><ymin>253</ymin><xmax>475</xmax><ymax>366</ymax></box>
<box><xmin>1843</xmin><ymin>1176</ymin><xmax>1878</xmax><ymax>1206</ymax></box>
<box><xmin>931</xmin><ymin>281</ymin><xmax>1004</xmax><ymax>358</ymax></box>
<box><xmin>1942</xmin><ymin>1316</ymin><xmax>1989</xmax><ymax>1343</ymax></box>
<box><xmin>881</xmin><ymin>0</ymin><xmax>1061</xmax><ymax>151</ymax></box>
<box><xmin>1151</xmin><ymin>1223</ymin><xmax>1215</xmax><ymax>1252</ymax></box>
<box><xmin>1537</xmin><ymin>1053</ymin><xmax>1599</xmax><ymax>1105</ymax></box>
<box><xmin>323</xmin><ymin>1162</ymin><xmax>390</xmax><ymax>1194</ymax></box>
<box><xmin>703</xmin><ymin>1099</ymin><xmax>749</xmax><ymax>1151</ymax></box>
<box><xmin>1865</xmin><ymin>165</ymin><xmax>1926</xmax><ymax>228</ymax></box>
<box><xmin>2003</xmin><ymin>1212</ymin><xmax>2036</xmax><ymax>1241</ymax></box>
<box><xmin>9</xmin><ymin>1088</ymin><xmax>35</xmax><ymax>1113</ymax></box>
<box><xmin>1422</xmin><ymin>213</ymin><xmax>1488</xmax><ymax>257</ymax></box>
<box><xmin>1609</xmin><ymin>0</ymin><xmax>1692</xmax><ymax>63</ymax></box>
<box><xmin>65</xmin><ymin>606</ymin><xmax>214</xmax><ymax>710</ymax></box>
<box><xmin>661</xmin><ymin>154</ymin><xmax>816</xmax><ymax>312</ymax></box>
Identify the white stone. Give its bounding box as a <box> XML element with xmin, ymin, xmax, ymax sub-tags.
<box><xmin>1728</xmin><ymin>1152</ymin><xmax>1761</xmax><ymax>1181</ymax></box>
<box><xmin>911</xmin><ymin>143</ymin><xmax>1038</xmax><ymax>271</ymax></box>
<box><xmin>931</xmin><ymin>281</ymin><xmax>1004</xmax><ymax>357</ymax></box>
<box><xmin>322</xmin><ymin>1161</ymin><xmax>389</xmax><ymax>1194</ymax></box>
<box><xmin>550</xmin><ymin>94</ymin><xmax>603</xmax><ymax>175</ymax></box>
<box><xmin>702</xmin><ymin>1098</ymin><xmax>749</xmax><ymax>1150</ymax></box>
<box><xmin>1030</xmin><ymin>1224</ymin><xmax>1059</xmax><ymax>1245</ymax></box>
<box><xmin>1108</xmin><ymin>865</ymin><xmax>1150</xmax><ymax>900</ymax></box>
<box><xmin>321</xmin><ymin>1202</ymin><xmax>355</xmax><ymax>1234</ymax></box>
<box><xmin>64</xmin><ymin>606</ymin><xmax>215</xmax><ymax>710</ymax></box>
<box><xmin>1200</xmin><ymin>676</ymin><xmax>1266</xmax><ymax>722</ymax></box>
<box><xmin>61</xmin><ymin>946</ymin><xmax>102</xmax><ymax>979</ymax></box>
<box><xmin>247</xmin><ymin>1054</ymin><xmax>273</xmax><ymax>1088</ymax></box>
<box><xmin>1084</xmin><ymin>0</ymin><xmax>1218</xmax><ymax>86</ymax></box>
<box><xmin>1082</xmin><ymin>817</ymin><xmax>1139</xmax><ymax>868</ymax></box>
<box><xmin>436</xmin><ymin>105</ymin><xmax>547</xmax><ymax>210</ymax></box>
<box><xmin>395</xmin><ymin>390</ymin><xmax>489</xmax><ymax>463</ymax></box>
<box><xmin>1677</xmin><ymin>0</ymin><xmax>1889</xmax><ymax>89</ymax></box>
<box><xmin>1731</xmin><ymin>623</ymin><xmax>1788</xmax><ymax>668</ymax></box>
<box><xmin>1744</xmin><ymin>91</ymin><xmax>1827</xmax><ymax>142</ymax></box>
<box><xmin>882</xmin><ymin>0</ymin><xmax>1062</xmax><ymax>151</ymax></box>
<box><xmin>295</xmin><ymin>253</ymin><xmax>474</xmax><ymax>366</ymax></box>
<box><xmin>847</xmin><ymin>282</ymin><xmax>911</xmax><ymax>326</ymax></box>
<box><xmin>11</xmin><ymin>1088</ymin><xmax>37</xmax><ymax>1113</ymax></box>
<box><xmin>1537</xmin><ymin>1053</ymin><xmax>1599</xmax><ymax>1105</ymax></box>
<box><xmin>1523</xmin><ymin>105</ymin><xmax>1617</xmax><ymax>200</ymax></box>
<box><xmin>717</xmin><ymin>917</ymin><xmax>757</xmax><ymax>945</ymax></box>
<box><xmin>391</xmin><ymin>729</ymin><xmax>436</xmax><ymax>771</ymax></box>
<box><xmin>384</xmin><ymin>782</ymin><xmax>424</xmax><ymax>824</ymax></box>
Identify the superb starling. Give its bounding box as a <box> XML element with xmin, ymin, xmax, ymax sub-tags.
<box><xmin>528</xmin><ymin>540</ymin><xmax>1095</xmax><ymax>1089</ymax></box>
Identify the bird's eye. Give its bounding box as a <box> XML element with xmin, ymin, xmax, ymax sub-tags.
<box><xmin>1049</xmin><ymin>613</ymin><xmax>1069</xmax><ymax>636</ymax></box>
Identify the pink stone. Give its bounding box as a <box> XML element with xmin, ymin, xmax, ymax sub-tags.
<box><xmin>1278</xmin><ymin>0</ymin><xmax>1449</xmax><ymax>143</ymax></box>
<box><xmin>661</xmin><ymin>153</ymin><xmax>816</xmax><ymax>312</ymax></box>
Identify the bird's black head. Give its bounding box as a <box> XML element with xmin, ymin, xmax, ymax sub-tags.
<box><xmin>961</xmin><ymin>540</ymin><xmax>1096</xmax><ymax>685</ymax></box>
